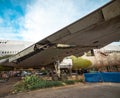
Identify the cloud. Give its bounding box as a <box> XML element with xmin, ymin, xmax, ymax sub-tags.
<box><xmin>0</xmin><ymin>17</ymin><xmax>3</xmax><ymax>24</ymax></box>
<box><xmin>19</xmin><ymin>0</ymin><xmax>81</xmax><ymax>42</ymax></box>
<box><xmin>0</xmin><ymin>15</ymin><xmax>23</xmax><ymax>40</ymax></box>
<box><xmin>0</xmin><ymin>26</ymin><xmax>22</xmax><ymax>40</ymax></box>
<box><xmin>19</xmin><ymin>0</ymin><xmax>110</xmax><ymax>42</ymax></box>
<box><xmin>0</xmin><ymin>0</ymin><xmax>110</xmax><ymax>42</ymax></box>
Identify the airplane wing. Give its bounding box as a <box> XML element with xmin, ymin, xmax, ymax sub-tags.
<box><xmin>2</xmin><ymin>0</ymin><xmax>120</xmax><ymax>68</ymax></box>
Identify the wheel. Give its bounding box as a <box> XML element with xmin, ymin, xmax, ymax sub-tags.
<box><xmin>52</xmin><ymin>74</ymin><xmax>59</xmax><ymax>81</ymax></box>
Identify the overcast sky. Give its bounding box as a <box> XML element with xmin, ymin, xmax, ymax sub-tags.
<box><xmin>0</xmin><ymin>0</ymin><xmax>110</xmax><ymax>42</ymax></box>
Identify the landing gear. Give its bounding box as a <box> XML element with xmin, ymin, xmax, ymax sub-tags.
<box><xmin>50</xmin><ymin>60</ymin><xmax>68</xmax><ymax>81</ymax></box>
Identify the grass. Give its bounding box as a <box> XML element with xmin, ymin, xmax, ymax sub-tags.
<box><xmin>12</xmin><ymin>75</ymin><xmax>83</xmax><ymax>93</ymax></box>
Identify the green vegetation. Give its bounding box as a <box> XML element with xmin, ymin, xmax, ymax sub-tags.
<box><xmin>63</xmin><ymin>80</ymin><xmax>75</xmax><ymax>85</ymax></box>
<box><xmin>70</xmin><ymin>55</ymin><xmax>92</xmax><ymax>70</ymax></box>
<box><xmin>12</xmin><ymin>75</ymin><xmax>83</xmax><ymax>93</ymax></box>
<box><xmin>13</xmin><ymin>75</ymin><xmax>63</xmax><ymax>93</ymax></box>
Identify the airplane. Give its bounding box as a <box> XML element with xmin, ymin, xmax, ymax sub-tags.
<box><xmin>0</xmin><ymin>0</ymin><xmax>120</xmax><ymax>80</ymax></box>
<box><xmin>59</xmin><ymin>43</ymin><xmax>120</xmax><ymax>71</ymax></box>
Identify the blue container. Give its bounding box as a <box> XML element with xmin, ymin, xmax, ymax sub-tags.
<box><xmin>84</xmin><ymin>72</ymin><xmax>120</xmax><ymax>83</ymax></box>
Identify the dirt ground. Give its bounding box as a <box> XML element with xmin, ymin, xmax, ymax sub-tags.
<box><xmin>0</xmin><ymin>77</ymin><xmax>20</xmax><ymax>97</ymax></box>
<box><xmin>0</xmin><ymin>80</ymin><xmax>120</xmax><ymax>98</ymax></box>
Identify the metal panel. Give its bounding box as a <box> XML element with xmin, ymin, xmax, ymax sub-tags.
<box><xmin>54</xmin><ymin>15</ymin><xmax>120</xmax><ymax>47</ymax></box>
<box><xmin>9</xmin><ymin>45</ymin><xmax>35</xmax><ymax>62</ymax></box>
<box><xmin>47</xmin><ymin>28</ymin><xmax>71</xmax><ymax>43</ymax></box>
<box><xmin>102</xmin><ymin>0</ymin><xmax>120</xmax><ymax>21</ymax></box>
<box><xmin>15</xmin><ymin>46</ymin><xmax>90</xmax><ymax>67</ymax></box>
<box><xmin>67</xmin><ymin>10</ymin><xmax>104</xmax><ymax>34</ymax></box>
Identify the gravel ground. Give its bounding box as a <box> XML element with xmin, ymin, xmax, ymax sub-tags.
<box><xmin>1</xmin><ymin>82</ymin><xmax>120</xmax><ymax>98</ymax></box>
